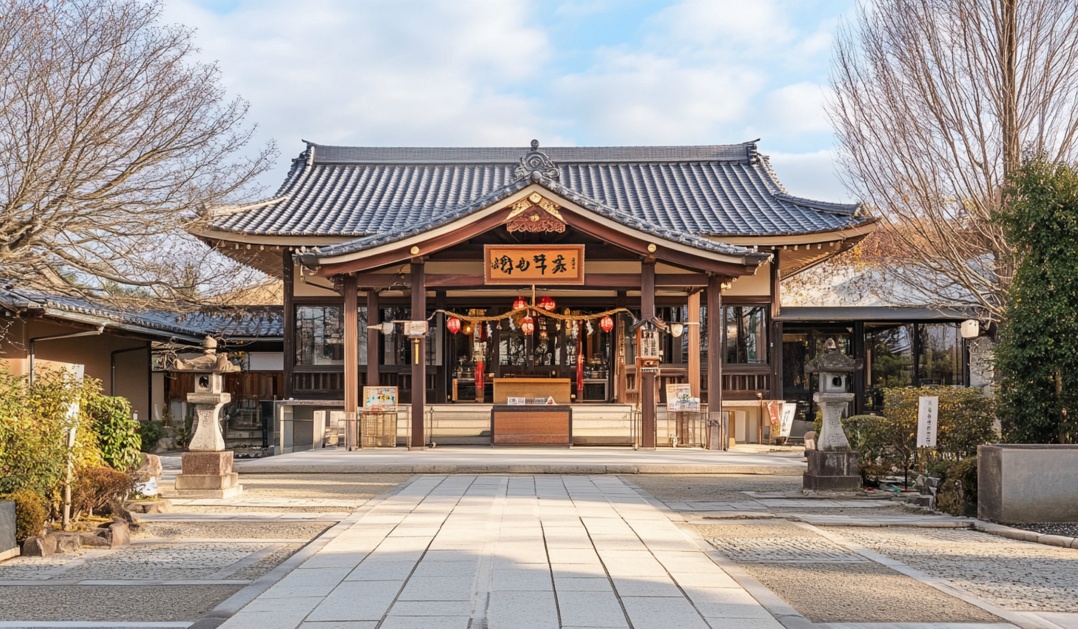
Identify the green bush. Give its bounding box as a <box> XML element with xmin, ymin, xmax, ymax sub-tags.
<box><xmin>137</xmin><ymin>420</ymin><xmax>165</xmax><ymax>453</ymax></box>
<box><xmin>5</xmin><ymin>488</ymin><xmax>48</xmax><ymax>542</ymax></box>
<box><xmin>72</xmin><ymin>466</ymin><xmax>134</xmax><ymax>518</ymax></box>
<box><xmin>86</xmin><ymin>396</ymin><xmax>141</xmax><ymax>471</ymax></box>
<box><xmin>836</xmin><ymin>387</ymin><xmax>996</xmax><ymax>482</ymax></box>
<box><xmin>0</xmin><ymin>369</ymin><xmax>81</xmax><ymax>497</ymax></box>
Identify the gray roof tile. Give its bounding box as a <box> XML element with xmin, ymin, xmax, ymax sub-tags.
<box><xmin>209</xmin><ymin>141</ymin><xmax>868</xmax><ymax>239</ymax></box>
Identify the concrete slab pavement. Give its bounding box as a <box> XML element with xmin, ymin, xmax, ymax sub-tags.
<box><xmin>212</xmin><ymin>475</ymin><xmax>784</xmax><ymax>629</ymax></box>
<box><xmin>229</xmin><ymin>446</ymin><xmax>806</xmax><ymax>475</ymax></box>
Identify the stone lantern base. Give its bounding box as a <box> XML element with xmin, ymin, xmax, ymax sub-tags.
<box><xmin>803</xmin><ymin>450</ymin><xmax>861</xmax><ymax>492</ymax></box>
<box><xmin>174</xmin><ymin>451</ymin><xmax>243</xmax><ymax>499</ymax></box>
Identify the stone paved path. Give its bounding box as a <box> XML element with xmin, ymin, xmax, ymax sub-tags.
<box><xmin>219</xmin><ymin>474</ymin><xmax>781</xmax><ymax>629</ymax></box>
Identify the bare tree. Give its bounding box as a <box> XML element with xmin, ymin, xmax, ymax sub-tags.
<box><xmin>830</xmin><ymin>0</ymin><xmax>1078</xmax><ymax>321</ymax></box>
<box><xmin>0</xmin><ymin>0</ymin><xmax>275</xmax><ymax>308</ymax></box>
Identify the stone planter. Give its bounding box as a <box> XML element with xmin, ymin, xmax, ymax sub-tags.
<box><xmin>0</xmin><ymin>501</ymin><xmax>17</xmax><ymax>561</ymax></box>
<box><xmin>979</xmin><ymin>444</ymin><xmax>1078</xmax><ymax>523</ymax></box>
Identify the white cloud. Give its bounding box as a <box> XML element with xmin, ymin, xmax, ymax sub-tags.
<box><xmin>767</xmin><ymin>149</ymin><xmax>854</xmax><ymax>203</ymax></box>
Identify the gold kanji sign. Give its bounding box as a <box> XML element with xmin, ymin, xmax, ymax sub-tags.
<box><xmin>484</xmin><ymin>244</ymin><xmax>585</xmax><ymax>285</ymax></box>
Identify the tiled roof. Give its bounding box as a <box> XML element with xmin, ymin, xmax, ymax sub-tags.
<box><xmin>209</xmin><ymin>141</ymin><xmax>868</xmax><ymax>239</ymax></box>
<box><xmin>0</xmin><ymin>285</ymin><xmax>283</xmax><ymax>341</ymax></box>
<box><xmin>301</xmin><ymin>175</ymin><xmax>767</xmax><ymax>262</ymax></box>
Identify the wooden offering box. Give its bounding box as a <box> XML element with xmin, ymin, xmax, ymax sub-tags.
<box><xmin>491</xmin><ymin>405</ymin><xmax>572</xmax><ymax>446</ymax></box>
<box><xmin>492</xmin><ymin>378</ymin><xmax>572</xmax><ymax>404</ymax></box>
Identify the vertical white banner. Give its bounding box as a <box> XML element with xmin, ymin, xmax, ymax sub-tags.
<box><xmin>917</xmin><ymin>395</ymin><xmax>939</xmax><ymax>448</ymax></box>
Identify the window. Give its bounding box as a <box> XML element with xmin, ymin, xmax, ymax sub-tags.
<box><xmin>295</xmin><ymin>305</ymin><xmax>368</xmax><ymax>366</ymax></box>
<box><xmin>918</xmin><ymin>323</ymin><xmax>963</xmax><ymax>385</ymax></box>
<box><xmin>724</xmin><ymin>305</ymin><xmax>768</xmax><ymax>364</ymax></box>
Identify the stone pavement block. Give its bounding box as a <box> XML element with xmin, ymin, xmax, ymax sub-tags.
<box><xmin>599</xmin><ymin>550</ymin><xmax>667</xmax><ymax>577</ymax></box>
<box><xmin>556</xmin><ymin>590</ymin><xmax>630</xmax><ymax>628</ymax></box>
<box><xmin>611</xmin><ymin>575</ymin><xmax>683</xmax><ymax>597</ymax></box>
<box><xmin>399</xmin><ymin>575</ymin><xmax>476</xmax><ymax>600</ymax></box>
<box><xmin>621</xmin><ymin>596</ymin><xmax>710</xmax><ymax>629</ymax></box>
<box><xmin>345</xmin><ymin>559</ymin><xmax>417</xmax><ymax>581</ymax></box>
<box><xmin>300</xmin><ymin>550</ymin><xmax>372</xmax><ymax>570</ymax></box>
<box><xmin>221</xmin><ymin>608</ymin><xmax>315</xmax><ymax>629</ymax></box>
<box><xmin>412</xmin><ymin>559</ymin><xmax>478</xmax><ymax>578</ymax></box>
<box><xmin>547</xmin><ymin>547</ymin><xmax>602</xmax><ymax>565</ymax></box>
<box><xmin>703</xmin><ymin>617</ymin><xmax>784</xmax><ymax>628</ymax></box>
<box><xmin>268</xmin><ymin>567</ymin><xmax>352</xmax><ymax>597</ymax></box>
<box><xmin>380</xmin><ymin>617</ymin><xmax>470</xmax><ymax>629</ymax></box>
<box><xmin>387</xmin><ymin>600</ymin><xmax>473</xmax><ymax>616</ymax></box>
<box><xmin>243</xmin><ymin>595</ymin><xmax>323</xmax><ymax>614</ymax></box>
<box><xmin>554</xmin><ymin>576</ymin><xmax>615</xmax><ymax>592</ymax></box>
<box><xmin>670</xmin><ymin>569</ymin><xmax>740</xmax><ymax>588</ymax></box>
<box><xmin>299</xmin><ymin>622</ymin><xmax>377</xmax><ymax>629</ymax></box>
<box><xmin>488</xmin><ymin>590</ymin><xmax>559</xmax><ymax>629</ymax></box>
<box><xmin>491</xmin><ymin>566</ymin><xmax>554</xmax><ymax>590</ymax></box>
<box><xmin>306</xmin><ymin>580</ymin><xmax>402</xmax><ymax>622</ymax></box>
<box><xmin>551</xmin><ymin>561</ymin><xmax>609</xmax><ymax>578</ymax></box>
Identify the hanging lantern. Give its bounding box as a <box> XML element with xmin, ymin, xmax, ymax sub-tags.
<box><xmin>521</xmin><ymin>315</ymin><xmax>535</xmax><ymax>335</ymax></box>
<box><xmin>600</xmin><ymin>315</ymin><xmax>614</xmax><ymax>333</ymax></box>
<box><xmin>446</xmin><ymin>317</ymin><xmax>462</xmax><ymax>334</ymax></box>
<box><xmin>512</xmin><ymin>296</ymin><xmax>528</xmax><ymax>311</ymax></box>
<box><xmin>538</xmin><ymin>295</ymin><xmax>556</xmax><ymax>311</ymax></box>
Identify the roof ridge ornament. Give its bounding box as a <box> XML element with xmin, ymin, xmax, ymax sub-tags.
<box><xmin>515</xmin><ymin>139</ymin><xmax>560</xmax><ymax>182</ymax></box>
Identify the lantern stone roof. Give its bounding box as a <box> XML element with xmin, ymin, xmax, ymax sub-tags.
<box><xmin>206</xmin><ymin>141</ymin><xmax>870</xmax><ymax>240</ymax></box>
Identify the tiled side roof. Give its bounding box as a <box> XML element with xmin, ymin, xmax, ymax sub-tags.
<box><xmin>209</xmin><ymin>141</ymin><xmax>867</xmax><ymax>238</ymax></box>
<box><xmin>0</xmin><ymin>285</ymin><xmax>283</xmax><ymax>341</ymax></box>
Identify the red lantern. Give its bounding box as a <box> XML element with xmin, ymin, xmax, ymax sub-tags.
<box><xmin>600</xmin><ymin>315</ymin><xmax>614</xmax><ymax>333</ymax></box>
<box><xmin>521</xmin><ymin>315</ymin><xmax>535</xmax><ymax>335</ymax></box>
<box><xmin>446</xmin><ymin>317</ymin><xmax>461</xmax><ymax>334</ymax></box>
<box><xmin>538</xmin><ymin>295</ymin><xmax>556</xmax><ymax>311</ymax></box>
<box><xmin>512</xmin><ymin>296</ymin><xmax>528</xmax><ymax>311</ymax></box>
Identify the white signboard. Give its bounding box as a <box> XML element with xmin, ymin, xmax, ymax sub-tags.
<box><xmin>666</xmin><ymin>383</ymin><xmax>699</xmax><ymax>412</ymax></box>
<box><xmin>778</xmin><ymin>403</ymin><xmax>798</xmax><ymax>439</ymax></box>
<box><xmin>917</xmin><ymin>396</ymin><xmax>939</xmax><ymax>448</ymax></box>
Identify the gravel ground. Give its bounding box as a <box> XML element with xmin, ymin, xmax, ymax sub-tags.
<box><xmin>1009</xmin><ymin>522</ymin><xmax>1078</xmax><ymax>537</ymax></box>
<box><xmin>136</xmin><ymin>520</ymin><xmax>334</xmax><ymax>540</ymax></box>
<box><xmin>0</xmin><ymin>473</ymin><xmax>413</xmax><ymax>626</ymax></box>
<box><xmin>0</xmin><ymin>585</ymin><xmax>242</xmax><ymax>622</ymax></box>
<box><xmin>693</xmin><ymin>521</ymin><xmax>1002</xmax><ymax>623</ymax></box>
<box><xmin>828</xmin><ymin>526</ymin><xmax>1078</xmax><ymax>612</ymax></box>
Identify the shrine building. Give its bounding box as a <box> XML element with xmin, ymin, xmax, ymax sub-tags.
<box><xmin>194</xmin><ymin>140</ymin><xmax>876</xmax><ymax>451</ymax></box>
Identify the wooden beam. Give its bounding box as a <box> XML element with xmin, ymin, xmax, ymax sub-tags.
<box><xmin>352</xmin><ymin>273</ymin><xmax>710</xmax><ymax>289</ymax></box>
<box><xmin>342</xmin><ymin>274</ymin><xmax>359</xmax><ymax>450</ymax></box>
<box><xmin>770</xmin><ymin>250</ymin><xmax>782</xmax><ymax>400</ymax></box>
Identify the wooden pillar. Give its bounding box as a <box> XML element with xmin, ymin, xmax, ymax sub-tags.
<box><xmin>707</xmin><ymin>274</ymin><xmax>725</xmax><ymax>450</ymax></box>
<box><xmin>366</xmin><ymin>290</ymin><xmax>380</xmax><ymax>388</ymax></box>
<box><xmin>342</xmin><ymin>274</ymin><xmax>359</xmax><ymax>450</ymax></box>
<box><xmin>282</xmin><ymin>249</ymin><xmax>295</xmax><ymax>399</ymax></box>
<box><xmin>409</xmin><ymin>261</ymin><xmax>426</xmax><ymax>449</ymax></box>
<box><xmin>434</xmin><ymin>291</ymin><xmax>447</xmax><ymax>404</ymax></box>
<box><xmin>688</xmin><ymin>290</ymin><xmax>701</xmax><ymax>398</ymax></box>
<box><xmin>640</xmin><ymin>260</ymin><xmax>657</xmax><ymax>449</ymax></box>
<box><xmin>770</xmin><ymin>250</ymin><xmax>783</xmax><ymax>401</ymax></box>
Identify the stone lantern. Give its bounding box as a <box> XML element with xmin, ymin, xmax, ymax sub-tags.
<box><xmin>803</xmin><ymin>338</ymin><xmax>863</xmax><ymax>491</ymax></box>
<box><xmin>172</xmin><ymin>337</ymin><xmax>243</xmax><ymax>498</ymax></box>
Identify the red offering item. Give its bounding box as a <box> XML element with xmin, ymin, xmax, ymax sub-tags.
<box><xmin>600</xmin><ymin>315</ymin><xmax>614</xmax><ymax>333</ymax></box>
<box><xmin>446</xmin><ymin>317</ymin><xmax>461</xmax><ymax>334</ymax></box>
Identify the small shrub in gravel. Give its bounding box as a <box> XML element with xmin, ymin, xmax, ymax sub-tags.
<box><xmin>935</xmin><ymin>456</ymin><xmax>978</xmax><ymax>516</ymax></box>
<box><xmin>72</xmin><ymin>466</ymin><xmax>134</xmax><ymax>518</ymax></box>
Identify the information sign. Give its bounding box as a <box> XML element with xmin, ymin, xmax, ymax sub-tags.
<box><xmin>917</xmin><ymin>395</ymin><xmax>939</xmax><ymax>448</ymax></box>
<box><xmin>484</xmin><ymin>244</ymin><xmax>585</xmax><ymax>284</ymax></box>
<box><xmin>363</xmin><ymin>386</ymin><xmax>399</xmax><ymax>412</ymax></box>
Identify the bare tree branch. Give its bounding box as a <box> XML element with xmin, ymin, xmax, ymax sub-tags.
<box><xmin>829</xmin><ymin>0</ymin><xmax>1078</xmax><ymax>321</ymax></box>
<box><xmin>0</xmin><ymin>0</ymin><xmax>276</xmax><ymax>309</ymax></box>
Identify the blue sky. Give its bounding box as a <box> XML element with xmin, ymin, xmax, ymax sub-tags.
<box><xmin>164</xmin><ymin>0</ymin><xmax>859</xmax><ymax>201</ymax></box>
